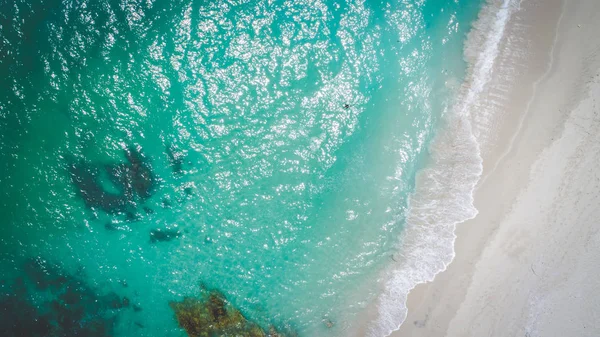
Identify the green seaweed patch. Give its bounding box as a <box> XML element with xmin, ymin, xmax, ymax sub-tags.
<box><xmin>170</xmin><ymin>287</ymin><xmax>296</xmax><ymax>337</ymax></box>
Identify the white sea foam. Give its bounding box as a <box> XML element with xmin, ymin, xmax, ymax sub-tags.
<box><xmin>367</xmin><ymin>0</ymin><xmax>520</xmax><ymax>336</ymax></box>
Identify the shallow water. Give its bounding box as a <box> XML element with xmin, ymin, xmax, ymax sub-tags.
<box><xmin>0</xmin><ymin>0</ymin><xmax>482</xmax><ymax>336</ymax></box>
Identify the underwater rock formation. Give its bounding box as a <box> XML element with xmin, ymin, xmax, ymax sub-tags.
<box><xmin>68</xmin><ymin>146</ymin><xmax>156</xmax><ymax>216</ymax></box>
<box><xmin>1</xmin><ymin>258</ymin><xmax>133</xmax><ymax>337</ymax></box>
<box><xmin>0</xmin><ymin>293</ymin><xmax>53</xmax><ymax>337</ymax></box>
<box><xmin>170</xmin><ymin>287</ymin><xmax>295</xmax><ymax>337</ymax></box>
<box><xmin>161</xmin><ymin>197</ymin><xmax>172</xmax><ymax>209</ymax></box>
<box><xmin>149</xmin><ymin>228</ymin><xmax>181</xmax><ymax>243</ymax></box>
<box><xmin>124</xmin><ymin>146</ymin><xmax>155</xmax><ymax>199</ymax></box>
<box><xmin>68</xmin><ymin>161</ymin><xmax>129</xmax><ymax>214</ymax></box>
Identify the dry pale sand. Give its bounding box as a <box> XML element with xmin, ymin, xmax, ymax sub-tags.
<box><xmin>390</xmin><ymin>0</ymin><xmax>600</xmax><ymax>336</ymax></box>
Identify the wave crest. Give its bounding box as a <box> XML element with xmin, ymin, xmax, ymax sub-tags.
<box><xmin>367</xmin><ymin>0</ymin><xmax>519</xmax><ymax>336</ymax></box>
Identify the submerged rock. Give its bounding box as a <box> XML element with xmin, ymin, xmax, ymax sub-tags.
<box><xmin>1</xmin><ymin>258</ymin><xmax>132</xmax><ymax>337</ymax></box>
<box><xmin>161</xmin><ymin>198</ymin><xmax>172</xmax><ymax>209</ymax></box>
<box><xmin>124</xmin><ymin>146</ymin><xmax>155</xmax><ymax>200</ymax></box>
<box><xmin>149</xmin><ymin>229</ymin><xmax>181</xmax><ymax>243</ymax></box>
<box><xmin>104</xmin><ymin>222</ymin><xmax>119</xmax><ymax>231</ymax></box>
<box><xmin>0</xmin><ymin>294</ymin><xmax>52</xmax><ymax>337</ymax></box>
<box><xmin>68</xmin><ymin>161</ymin><xmax>129</xmax><ymax>214</ymax></box>
<box><xmin>170</xmin><ymin>287</ymin><xmax>295</xmax><ymax>337</ymax></box>
<box><xmin>67</xmin><ymin>145</ymin><xmax>156</xmax><ymax>218</ymax></box>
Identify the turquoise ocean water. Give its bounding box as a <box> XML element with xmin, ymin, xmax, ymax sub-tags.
<box><xmin>0</xmin><ymin>0</ymin><xmax>484</xmax><ymax>336</ymax></box>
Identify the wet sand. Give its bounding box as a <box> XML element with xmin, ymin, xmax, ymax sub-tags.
<box><xmin>392</xmin><ymin>0</ymin><xmax>600</xmax><ymax>336</ymax></box>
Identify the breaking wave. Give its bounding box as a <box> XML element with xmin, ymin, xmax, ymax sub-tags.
<box><xmin>367</xmin><ymin>0</ymin><xmax>520</xmax><ymax>335</ymax></box>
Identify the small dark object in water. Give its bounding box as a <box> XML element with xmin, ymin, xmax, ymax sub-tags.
<box><xmin>133</xmin><ymin>304</ymin><xmax>143</xmax><ymax>312</ymax></box>
<box><xmin>343</xmin><ymin>104</ymin><xmax>350</xmax><ymax>109</ymax></box>
<box><xmin>119</xmin><ymin>279</ymin><xmax>128</xmax><ymax>288</ymax></box>
<box><xmin>105</xmin><ymin>222</ymin><xmax>119</xmax><ymax>231</ymax></box>
<box><xmin>150</xmin><ymin>229</ymin><xmax>181</xmax><ymax>243</ymax></box>
<box><xmin>122</xmin><ymin>297</ymin><xmax>130</xmax><ymax>307</ymax></box>
<box><xmin>143</xmin><ymin>206</ymin><xmax>154</xmax><ymax>214</ymax></box>
<box><xmin>161</xmin><ymin>198</ymin><xmax>172</xmax><ymax>209</ymax></box>
<box><xmin>135</xmin><ymin>322</ymin><xmax>144</xmax><ymax>328</ymax></box>
<box><xmin>125</xmin><ymin>211</ymin><xmax>138</xmax><ymax>222</ymax></box>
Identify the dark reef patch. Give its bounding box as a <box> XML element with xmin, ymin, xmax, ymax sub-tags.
<box><xmin>68</xmin><ymin>146</ymin><xmax>156</xmax><ymax>217</ymax></box>
<box><xmin>0</xmin><ymin>258</ymin><xmax>133</xmax><ymax>337</ymax></box>
<box><xmin>123</xmin><ymin>146</ymin><xmax>155</xmax><ymax>200</ymax></box>
<box><xmin>68</xmin><ymin>161</ymin><xmax>130</xmax><ymax>214</ymax></box>
<box><xmin>161</xmin><ymin>197</ymin><xmax>172</xmax><ymax>209</ymax></box>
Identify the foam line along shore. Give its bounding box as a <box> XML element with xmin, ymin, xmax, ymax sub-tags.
<box><xmin>387</xmin><ymin>0</ymin><xmax>600</xmax><ymax>336</ymax></box>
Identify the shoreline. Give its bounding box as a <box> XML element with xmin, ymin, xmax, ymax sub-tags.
<box><xmin>361</xmin><ymin>0</ymin><xmax>524</xmax><ymax>335</ymax></box>
<box><xmin>390</xmin><ymin>0</ymin><xmax>600</xmax><ymax>336</ymax></box>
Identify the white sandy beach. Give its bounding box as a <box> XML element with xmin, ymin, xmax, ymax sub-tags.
<box><xmin>390</xmin><ymin>0</ymin><xmax>600</xmax><ymax>336</ymax></box>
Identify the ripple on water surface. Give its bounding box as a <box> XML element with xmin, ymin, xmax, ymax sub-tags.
<box><xmin>0</xmin><ymin>0</ymin><xmax>482</xmax><ymax>335</ymax></box>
